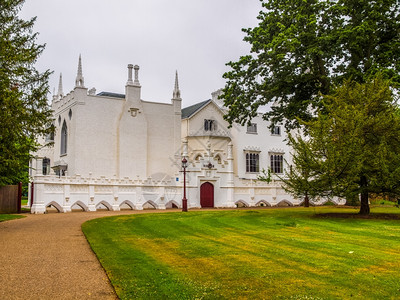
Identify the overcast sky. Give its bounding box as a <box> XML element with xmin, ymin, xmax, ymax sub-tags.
<box><xmin>19</xmin><ymin>1</ymin><xmax>261</xmax><ymax>107</ymax></box>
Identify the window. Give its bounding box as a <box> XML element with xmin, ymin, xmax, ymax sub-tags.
<box><xmin>246</xmin><ymin>152</ymin><xmax>259</xmax><ymax>173</ymax></box>
<box><xmin>271</xmin><ymin>126</ymin><xmax>281</xmax><ymax>135</ymax></box>
<box><xmin>204</xmin><ymin>119</ymin><xmax>217</xmax><ymax>131</ymax></box>
<box><xmin>45</xmin><ymin>130</ymin><xmax>54</xmax><ymax>142</ymax></box>
<box><xmin>247</xmin><ymin>123</ymin><xmax>257</xmax><ymax>134</ymax></box>
<box><xmin>42</xmin><ymin>158</ymin><xmax>50</xmax><ymax>175</ymax></box>
<box><xmin>61</xmin><ymin>120</ymin><xmax>67</xmax><ymax>155</ymax></box>
<box><xmin>68</xmin><ymin>109</ymin><xmax>72</xmax><ymax>120</ymax></box>
<box><xmin>270</xmin><ymin>154</ymin><xmax>283</xmax><ymax>174</ymax></box>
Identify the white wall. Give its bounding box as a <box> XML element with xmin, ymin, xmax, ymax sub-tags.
<box><xmin>230</xmin><ymin>114</ymin><xmax>291</xmax><ymax>180</ymax></box>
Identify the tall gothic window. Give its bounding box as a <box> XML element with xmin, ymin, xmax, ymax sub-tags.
<box><xmin>61</xmin><ymin>120</ymin><xmax>67</xmax><ymax>155</ymax></box>
<box><xmin>42</xmin><ymin>158</ymin><xmax>50</xmax><ymax>175</ymax></box>
<box><xmin>246</xmin><ymin>152</ymin><xmax>259</xmax><ymax>173</ymax></box>
<box><xmin>270</xmin><ymin>154</ymin><xmax>283</xmax><ymax>174</ymax></box>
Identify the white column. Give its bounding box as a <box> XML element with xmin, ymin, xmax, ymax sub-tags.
<box><xmin>35</xmin><ymin>158</ymin><xmax>43</xmax><ymax>176</ymax></box>
<box><xmin>31</xmin><ymin>180</ymin><xmax>46</xmax><ymax>214</ymax></box>
<box><xmin>182</xmin><ymin>139</ymin><xmax>188</xmax><ymax>157</ymax></box>
<box><xmin>225</xmin><ymin>142</ymin><xmax>235</xmax><ymax>207</ymax></box>
<box><xmin>112</xmin><ymin>185</ymin><xmax>120</xmax><ymax>211</ymax></box>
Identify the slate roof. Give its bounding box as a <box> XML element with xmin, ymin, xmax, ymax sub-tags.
<box><xmin>181</xmin><ymin>99</ymin><xmax>211</xmax><ymax>119</ymax></box>
<box><xmin>97</xmin><ymin>91</ymin><xmax>125</xmax><ymax>99</ymax></box>
<box><xmin>95</xmin><ymin>92</ymin><xmax>212</xmax><ymax>120</ymax></box>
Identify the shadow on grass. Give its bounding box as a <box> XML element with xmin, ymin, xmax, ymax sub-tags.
<box><xmin>314</xmin><ymin>212</ymin><xmax>400</xmax><ymax>220</ymax></box>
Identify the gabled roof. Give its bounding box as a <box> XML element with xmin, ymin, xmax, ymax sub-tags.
<box><xmin>97</xmin><ymin>92</ymin><xmax>125</xmax><ymax>99</ymax></box>
<box><xmin>181</xmin><ymin>99</ymin><xmax>211</xmax><ymax>119</ymax></box>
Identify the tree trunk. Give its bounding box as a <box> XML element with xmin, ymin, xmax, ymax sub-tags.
<box><xmin>359</xmin><ymin>176</ymin><xmax>370</xmax><ymax>215</ymax></box>
<box><xmin>304</xmin><ymin>193</ymin><xmax>310</xmax><ymax>207</ymax></box>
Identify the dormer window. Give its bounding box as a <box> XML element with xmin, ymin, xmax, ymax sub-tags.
<box><xmin>204</xmin><ymin>119</ymin><xmax>217</xmax><ymax>131</ymax></box>
<box><xmin>247</xmin><ymin>123</ymin><xmax>257</xmax><ymax>134</ymax></box>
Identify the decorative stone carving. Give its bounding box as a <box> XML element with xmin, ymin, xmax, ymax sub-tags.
<box><xmin>128</xmin><ymin>107</ymin><xmax>139</xmax><ymax>117</ymax></box>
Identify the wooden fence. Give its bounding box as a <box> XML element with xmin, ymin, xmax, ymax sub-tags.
<box><xmin>0</xmin><ymin>183</ymin><xmax>22</xmax><ymax>214</ymax></box>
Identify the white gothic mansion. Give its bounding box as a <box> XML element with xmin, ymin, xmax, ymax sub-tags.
<box><xmin>29</xmin><ymin>57</ymin><xmax>343</xmax><ymax>213</ymax></box>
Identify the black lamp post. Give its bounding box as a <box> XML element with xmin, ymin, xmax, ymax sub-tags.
<box><xmin>181</xmin><ymin>157</ymin><xmax>188</xmax><ymax>212</ymax></box>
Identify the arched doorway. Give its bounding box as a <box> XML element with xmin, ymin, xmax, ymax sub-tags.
<box><xmin>200</xmin><ymin>182</ymin><xmax>214</xmax><ymax>208</ymax></box>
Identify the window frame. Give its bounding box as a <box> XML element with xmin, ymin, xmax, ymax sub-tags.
<box><xmin>60</xmin><ymin>120</ymin><xmax>68</xmax><ymax>155</ymax></box>
<box><xmin>270</xmin><ymin>153</ymin><xmax>284</xmax><ymax>174</ymax></box>
<box><xmin>245</xmin><ymin>152</ymin><xmax>260</xmax><ymax>173</ymax></box>
<box><xmin>246</xmin><ymin>123</ymin><xmax>257</xmax><ymax>134</ymax></box>
<box><xmin>42</xmin><ymin>157</ymin><xmax>50</xmax><ymax>175</ymax></box>
<box><xmin>204</xmin><ymin>119</ymin><xmax>217</xmax><ymax>132</ymax></box>
<box><xmin>271</xmin><ymin>126</ymin><xmax>281</xmax><ymax>136</ymax></box>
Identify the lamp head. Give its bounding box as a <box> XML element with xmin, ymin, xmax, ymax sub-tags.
<box><xmin>182</xmin><ymin>157</ymin><xmax>188</xmax><ymax>168</ymax></box>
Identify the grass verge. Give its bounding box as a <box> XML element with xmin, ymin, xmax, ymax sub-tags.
<box><xmin>21</xmin><ymin>196</ymin><xmax>28</xmax><ymax>206</ymax></box>
<box><xmin>0</xmin><ymin>214</ymin><xmax>25</xmax><ymax>222</ymax></box>
<box><xmin>83</xmin><ymin>207</ymin><xmax>400</xmax><ymax>299</ymax></box>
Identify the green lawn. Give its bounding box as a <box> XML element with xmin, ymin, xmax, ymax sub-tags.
<box><xmin>21</xmin><ymin>196</ymin><xmax>28</xmax><ymax>206</ymax></box>
<box><xmin>82</xmin><ymin>207</ymin><xmax>400</xmax><ymax>299</ymax></box>
<box><xmin>0</xmin><ymin>214</ymin><xmax>25</xmax><ymax>222</ymax></box>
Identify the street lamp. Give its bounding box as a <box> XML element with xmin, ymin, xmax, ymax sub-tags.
<box><xmin>181</xmin><ymin>157</ymin><xmax>188</xmax><ymax>212</ymax></box>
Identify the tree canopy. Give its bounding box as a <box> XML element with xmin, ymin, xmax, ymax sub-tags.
<box><xmin>0</xmin><ymin>0</ymin><xmax>52</xmax><ymax>186</ymax></box>
<box><xmin>283</xmin><ymin>76</ymin><xmax>400</xmax><ymax>214</ymax></box>
<box><xmin>221</xmin><ymin>0</ymin><xmax>400</xmax><ymax>129</ymax></box>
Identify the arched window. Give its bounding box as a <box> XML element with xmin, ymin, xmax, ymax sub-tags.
<box><xmin>204</xmin><ymin>119</ymin><xmax>217</xmax><ymax>131</ymax></box>
<box><xmin>61</xmin><ymin>120</ymin><xmax>67</xmax><ymax>155</ymax></box>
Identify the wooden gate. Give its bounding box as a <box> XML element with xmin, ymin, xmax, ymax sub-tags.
<box><xmin>200</xmin><ymin>182</ymin><xmax>214</xmax><ymax>208</ymax></box>
<box><xmin>0</xmin><ymin>183</ymin><xmax>22</xmax><ymax>213</ymax></box>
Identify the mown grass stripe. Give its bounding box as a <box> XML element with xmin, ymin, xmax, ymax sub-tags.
<box><xmin>83</xmin><ymin>207</ymin><xmax>400</xmax><ymax>299</ymax></box>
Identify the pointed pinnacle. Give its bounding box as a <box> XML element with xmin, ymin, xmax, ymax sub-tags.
<box><xmin>173</xmin><ymin>70</ymin><xmax>181</xmax><ymax>99</ymax></box>
<box><xmin>75</xmin><ymin>54</ymin><xmax>85</xmax><ymax>88</ymax></box>
<box><xmin>58</xmin><ymin>73</ymin><xmax>63</xmax><ymax>97</ymax></box>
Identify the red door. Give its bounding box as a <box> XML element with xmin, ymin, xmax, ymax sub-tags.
<box><xmin>200</xmin><ymin>182</ymin><xmax>214</xmax><ymax>208</ymax></box>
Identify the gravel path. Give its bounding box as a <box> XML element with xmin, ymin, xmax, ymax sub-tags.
<box><xmin>0</xmin><ymin>210</ymin><xmax>176</xmax><ymax>299</ymax></box>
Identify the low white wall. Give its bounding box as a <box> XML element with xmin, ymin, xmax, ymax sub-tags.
<box><xmin>30</xmin><ymin>174</ymin><xmax>182</xmax><ymax>213</ymax></box>
<box><xmin>30</xmin><ymin>174</ymin><xmax>344</xmax><ymax>213</ymax></box>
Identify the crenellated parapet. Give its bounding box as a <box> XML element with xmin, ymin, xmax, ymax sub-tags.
<box><xmin>53</xmin><ymin>92</ymin><xmax>77</xmax><ymax>111</ymax></box>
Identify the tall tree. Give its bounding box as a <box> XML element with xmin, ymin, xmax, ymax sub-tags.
<box><xmin>221</xmin><ymin>0</ymin><xmax>400</xmax><ymax>129</ymax></box>
<box><xmin>0</xmin><ymin>0</ymin><xmax>52</xmax><ymax>186</ymax></box>
<box><xmin>283</xmin><ymin>76</ymin><xmax>400</xmax><ymax>215</ymax></box>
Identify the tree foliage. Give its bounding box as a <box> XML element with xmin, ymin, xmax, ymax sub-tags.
<box><xmin>0</xmin><ymin>0</ymin><xmax>52</xmax><ymax>186</ymax></box>
<box><xmin>221</xmin><ymin>0</ymin><xmax>400</xmax><ymax>129</ymax></box>
<box><xmin>283</xmin><ymin>76</ymin><xmax>400</xmax><ymax>214</ymax></box>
